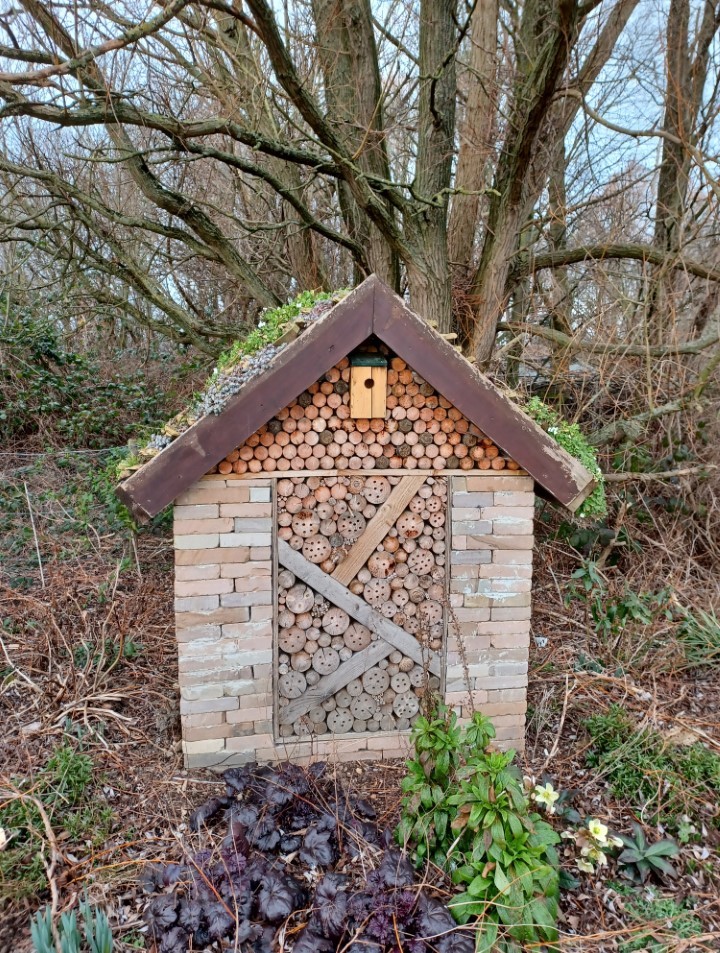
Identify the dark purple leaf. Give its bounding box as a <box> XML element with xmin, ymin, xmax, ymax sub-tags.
<box><xmin>352</xmin><ymin>797</ymin><xmax>377</xmax><ymax>819</ymax></box>
<box><xmin>371</xmin><ymin>849</ymin><xmax>414</xmax><ymax>889</ymax></box>
<box><xmin>316</xmin><ymin>813</ymin><xmax>337</xmax><ymax>834</ymax></box>
<box><xmin>415</xmin><ymin>895</ymin><xmax>474</xmax><ymax>953</ymax></box>
<box><xmin>205</xmin><ymin>900</ymin><xmax>234</xmax><ymax>940</ymax></box>
<box><xmin>177</xmin><ymin>898</ymin><xmax>202</xmax><ymax>933</ymax></box>
<box><xmin>266</xmin><ymin>763</ymin><xmax>309</xmax><ymax>806</ymax></box>
<box><xmin>224</xmin><ymin>764</ymin><xmax>255</xmax><ymax>795</ymax></box>
<box><xmin>189</xmin><ymin>795</ymin><xmax>231</xmax><ymax>831</ymax></box>
<box><xmin>158</xmin><ymin>926</ymin><xmax>188</xmax><ymax>953</ymax></box>
<box><xmin>248</xmin><ymin>924</ymin><xmax>279</xmax><ymax>953</ymax></box>
<box><xmin>144</xmin><ymin>895</ymin><xmax>178</xmax><ymax>930</ymax></box>
<box><xmin>227</xmin><ymin>803</ymin><xmax>259</xmax><ymax>828</ymax></box>
<box><xmin>344</xmin><ymin>942</ymin><xmax>382</xmax><ymax>953</ymax></box>
<box><xmin>314</xmin><ymin>873</ymin><xmax>348</xmax><ymax>938</ymax></box>
<box><xmin>279</xmin><ymin>834</ymin><xmax>302</xmax><ymax>853</ymax></box>
<box><xmin>308</xmin><ymin>761</ymin><xmax>327</xmax><ymax>780</ymax></box>
<box><xmin>292</xmin><ymin>927</ymin><xmax>335</xmax><ymax>953</ymax></box>
<box><xmin>300</xmin><ymin>826</ymin><xmax>336</xmax><ymax>867</ymax></box>
<box><xmin>256</xmin><ymin>873</ymin><xmax>298</xmax><ymax>923</ymax></box>
<box><xmin>249</xmin><ymin>815</ymin><xmax>280</xmax><ymax>851</ymax></box>
<box><xmin>246</xmin><ymin>855</ymin><xmax>270</xmax><ymax>885</ymax></box>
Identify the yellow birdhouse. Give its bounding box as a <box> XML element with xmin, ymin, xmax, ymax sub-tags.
<box><xmin>349</xmin><ymin>352</ymin><xmax>387</xmax><ymax>418</ymax></box>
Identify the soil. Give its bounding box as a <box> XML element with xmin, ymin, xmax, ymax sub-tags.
<box><xmin>1</xmin><ymin>457</ymin><xmax>718</xmax><ymax>952</ymax></box>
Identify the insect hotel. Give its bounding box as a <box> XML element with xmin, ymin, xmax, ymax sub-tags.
<box><xmin>117</xmin><ymin>276</ymin><xmax>595</xmax><ymax>770</ymax></box>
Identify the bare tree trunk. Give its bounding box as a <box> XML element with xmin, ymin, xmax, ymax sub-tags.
<box><xmin>311</xmin><ymin>0</ymin><xmax>398</xmax><ymax>288</ymax></box>
<box><xmin>405</xmin><ymin>0</ymin><xmax>458</xmax><ymax>332</ymax></box>
<box><xmin>448</xmin><ymin>0</ymin><xmax>498</xmax><ymax>277</ymax></box>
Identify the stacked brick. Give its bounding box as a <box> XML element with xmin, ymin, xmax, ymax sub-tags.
<box><xmin>207</xmin><ymin>356</ymin><xmax>520</xmax><ymax>475</ymax></box>
<box><xmin>174</xmin><ymin>480</ymin><xmax>274</xmax><ymax>769</ymax></box>
<box><xmin>445</xmin><ymin>474</ymin><xmax>533</xmax><ymax>749</ymax></box>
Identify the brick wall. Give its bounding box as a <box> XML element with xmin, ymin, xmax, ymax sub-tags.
<box><xmin>174</xmin><ymin>472</ymin><xmax>533</xmax><ymax>769</ymax></box>
<box><xmin>446</xmin><ymin>474</ymin><xmax>533</xmax><ymax>749</ymax></box>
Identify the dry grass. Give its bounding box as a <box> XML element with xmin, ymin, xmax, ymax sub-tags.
<box><xmin>0</xmin><ymin>448</ymin><xmax>719</xmax><ymax>952</ymax></box>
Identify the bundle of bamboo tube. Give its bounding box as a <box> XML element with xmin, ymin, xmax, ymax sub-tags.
<box><xmin>209</xmin><ymin>356</ymin><xmax>520</xmax><ymax>475</ymax></box>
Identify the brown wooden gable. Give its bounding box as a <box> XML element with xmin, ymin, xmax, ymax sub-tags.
<box><xmin>116</xmin><ymin>275</ymin><xmax>595</xmax><ymax>519</ymax></box>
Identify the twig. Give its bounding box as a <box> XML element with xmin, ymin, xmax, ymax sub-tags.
<box><xmin>602</xmin><ymin>465</ymin><xmax>717</xmax><ymax>482</ymax></box>
<box><xmin>540</xmin><ymin>674</ymin><xmax>573</xmax><ymax>772</ymax></box>
<box><xmin>24</xmin><ymin>481</ymin><xmax>45</xmax><ymax>588</ymax></box>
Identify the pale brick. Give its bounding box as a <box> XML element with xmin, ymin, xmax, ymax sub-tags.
<box><xmin>452</xmin><ymin>520</ymin><xmax>493</xmax><ymax>536</ymax></box>
<box><xmin>175</xmin><ymin>534</ymin><xmax>219</xmax><ymax>550</ymax></box>
<box><xmin>220</xmin><ymin>533</ymin><xmax>271</xmax><ymax>548</ymax></box>
<box><xmin>484</xmin><ymin>517</ymin><xmax>534</xmax><ymax>535</ymax></box>
<box><xmin>233</xmin><ymin>518</ymin><xmax>272</xmax><ymax>533</ymax></box>
<box><xmin>225</xmin><ymin>732</ymin><xmax>273</xmax><ymax>752</ymax></box>
<box><xmin>473</xmin><ymin>674</ymin><xmax>528</xmax><ymax>690</ymax></box>
<box><xmin>453</xmin><ymin>492</ymin><xmax>495</xmax><ymax>507</ymax></box>
<box><xmin>230</xmin><ymin>723</ymin><xmax>256</xmax><ymax>738</ymax></box>
<box><xmin>221</xmin><ymin>648</ymin><xmax>272</xmax><ymax>666</ymax></box>
<box><xmin>221</xmin><ymin>621</ymin><xmax>272</xmax><ymax>640</ymax></box>
<box><xmin>239</xmin><ymin>692</ymin><xmax>272</xmax><ymax>708</ymax></box>
<box><xmin>182</xmin><ymin>711</ymin><xmax>225</xmax><ymax>728</ymax></box>
<box><xmin>493</xmin><ymin>492</ymin><xmax>535</xmax><ymax>506</ymax></box>
<box><xmin>176</xmin><ymin>547</ymin><xmax>250</xmax><ymax>565</ymax></box>
<box><xmin>233</xmin><ymin>576</ymin><xmax>272</xmax><ymax>593</ymax></box>
<box><xmin>183</xmin><ymin>738</ymin><xmax>226</xmax><ymax>754</ymax></box>
<box><xmin>175</xmin><ymin>595</ymin><xmax>220</xmax><ymax>613</ymax></box>
<box><xmin>177</xmin><ymin>607</ymin><xmax>250</xmax><ymax>628</ymax></box>
<box><xmin>249</xmin><ymin>487</ymin><xmax>272</xmax><ymax>502</ymax></box>
<box><xmin>479</xmin><ymin>701</ymin><xmax>528</xmax><ymax>717</ymax></box>
<box><xmin>184</xmin><ymin>725</ymin><xmax>233</xmax><ymax>742</ymax></box>
<box><xmin>176</xmin><ymin>564</ymin><xmax>221</xmax><ymax>582</ymax></box>
<box><xmin>219</xmin><ymin>503</ymin><xmax>272</xmax><ymax>517</ymax></box>
<box><xmin>176</xmin><ymin>487</ymin><xmax>228</xmax><ymax>506</ymax></box>
<box><xmin>176</xmin><ymin>625</ymin><xmax>223</xmax><ymax>643</ymax></box>
<box><xmin>450</xmin><ymin>507</ymin><xmax>483</xmax><ymax>520</ymax></box>
<box><xmin>251</xmin><ymin>605</ymin><xmax>273</xmax><ymax>621</ymax></box>
<box><xmin>221</xmin><ymin>679</ymin><xmax>260</xmax><ymax>696</ymax></box>
<box><xmin>486</xmin><ymin>687</ymin><xmax>527</xmax><ymax>703</ymax></box>
<box><xmin>180</xmin><ymin>697</ymin><xmax>239</xmax><ymax>714</ymax></box>
<box><xmin>312</xmin><ymin>738</ymin><xmax>369</xmax><ymax>755</ymax></box>
<box><xmin>175</xmin><ymin>579</ymin><xmax>234</xmax><ymax>597</ymax></box>
<box><xmin>492</xmin><ymin>549</ymin><xmax>533</xmax><ymax>565</ymax></box>
<box><xmin>226</xmin><ymin>706</ymin><xmax>271</xmax><ymax>724</ymax></box>
<box><xmin>221</xmin><ymin>591</ymin><xmax>272</xmax><ymax>608</ymax></box>
<box><xmin>479</xmin><ymin>564</ymin><xmax>532</xmax><ymax>580</ymax></box>
<box><xmin>444</xmin><ymin>690</ymin><xmax>488</xmax><ymax>706</ymax></box>
<box><xmin>485</xmin><ymin>506</ymin><xmax>535</xmax><ymax>520</ymax></box>
<box><xmin>181</xmin><ymin>684</ymin><xmax>223</xmax><ymax>702</ymax></box>
<box><xmin>174</xmin><ymin>518</ymin><xmax>234</xmax><ymax>535</ymax></box>
<box><xmin>491</xmin><ymin>633</ymin><xmax>531</xmax><ymax>649</ymax></box>
<box><xmin>449</xmin><ymin>593</ymin><xmax>463</xmax><ymax>607</ymax></box>
<box><xmin>468</xmin><ymin>534</ymin><xmax>535</xmax><ymax>551</ymax></box>
<box><xmin>491</xmin><ymin>606</ymin><xmax>532</xmax><ymax>621</ymax></box>
<box><xmin>251</xmin><ymin>547</ymin><xmax>272</xmax><ymax>560</ymax></box>
<box><xmin>220</xmin><ymin>563</ymin><xmax>257</xmax><ymax>577</ymax></box>
<box><xmin>253</xmin><ymin>720</ymin><xmax>273</xmax><ymax>733</ymax></box>
<box><xmin>489</xmin><ymin>660</ymin><xmax>528</xmax><ymax>677</ymax></box>
<box><xmin>186</xmin><ymin>751</ymin><xmax>253</xmax><ymax>769</ymax></box>
<box><xmin>252</xmin><ymin>663</ymin><xmax>272</xmax><ymax>679</ymax></box>
<box><xmin>179</xmin><ymin>663</ymin><xmax>253</xmax><ymax>680</ymax></box>
<box><xmin>450</xmin><ymin>550</ymin><xmax>491</xmax><ymax>564</ymax></box>
<box><xmin>174</xmin><ymin>504</ymin><xmax>219</xmax><ymax>520</ymax></box>
<box><xmin>465</xmin><ymin>476</ymin><xmax>533</xmax><ymax>491</ymax></box>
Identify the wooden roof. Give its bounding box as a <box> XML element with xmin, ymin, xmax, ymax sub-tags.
<box><xmin>116</xmin><ymin>275</ymin><xmax>595</xmax><ymax>519</ymax></box>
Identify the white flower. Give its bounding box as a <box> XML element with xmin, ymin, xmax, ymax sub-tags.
<box><xmin>608</xmin><ymin>835</ymin><xmax>624</xmax><ymax>849</ymax></box>
<box><xmin>576</xmin><ymin>858</ymin><xmax>594</xmax><ymax>873</ymax></box>
<box><xmin>0</xmin><ymin>827</ymin><xmax>9</xmax><ymax>851</ymax></box>
<box><xmin>532</xmin><ymin>782</ymin><xmax>560</xmax><ymax>814</ymax></box>
<box><xmin>587</xmin><ymin>818</ymin><xmax>609</xmax><ymax>845</ymax></box>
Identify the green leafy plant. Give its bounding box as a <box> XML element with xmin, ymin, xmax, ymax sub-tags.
<box><xmin>1</xmin><ymin>744</ymin><xmax>98</xmax><ymax>899</ymax></box>
<box><xmin>619</xmin><ymin>895</ymin><xmax>703</xmax><ymax>952</ymax></box>
<box><xmin>396</xmin><ymin>704</ymin><xmax>561</xmax><ymax>951</ymax></box>
<box><xmin>585</xmin><ymin>704</ymin><xmax>720</xmax><ymax>826</ymax></box>
<box><xmin>677</xmin><ymin>606</ymin><xmax>720</xmax><ymax>668</ymax></box>
<box><xmin>216</xmin><ymin>288</ymin><xmax>339</xmax><ymax>371</ymax></box>
<box><xmin>30</xmin><ymin>900</ymin><xmax>113</xmax><ymax>953</ymax></box>
<box><xmin>617</xmin><ymin>823</ymin><xmax>680</xmax><ymax>882</ymax></box>
<box><xmin>524</xmin><ymin>397</ymin><xmax>606</xmax><ymax>519</ymax></box>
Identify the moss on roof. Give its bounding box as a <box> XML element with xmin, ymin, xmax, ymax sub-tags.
<box><xmin>117</xmin><ymin>288</ymin><xmax>347</xmax><ymax>480</ymax></box>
